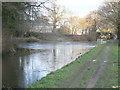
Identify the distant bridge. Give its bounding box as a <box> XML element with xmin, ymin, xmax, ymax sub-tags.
<box><xmin>97</xmin><ymin>32</ymin><xmax>114</xmax><ymax>39</ymax></box>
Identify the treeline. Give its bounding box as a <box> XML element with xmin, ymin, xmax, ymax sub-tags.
<box><xmin>2</xmin><ymin>2</ymin><xmax>46</xmax><ymax>37</ymax></box>
<box><xmin>2</xmin><ymin>1</ymin><xmax>51</xmax><ymax>51</ymax></box>
<box><xmin>61</xmin><ymin>0</ymin><xmax>119</xmax><ymax>36</ymax></box>
<box><xmin>2</xmin><ymin>0</ymin><xmax>70</xmax><ymax>37</ymax></box>
<box><xmin>2</xmin><ymin>0</ymin><xmax>119</xmax><ymax>39</ymax></box>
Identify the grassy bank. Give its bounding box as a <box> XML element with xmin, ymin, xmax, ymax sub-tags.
<box><xmin>28</xmin><ymin>42</ymin><xmax>107</xmax><ymax>88</ymax></box>
<box><xmin>94</xmin><ymin>42</ymin><xmax>118</xmax><ymax>88</ymax></box>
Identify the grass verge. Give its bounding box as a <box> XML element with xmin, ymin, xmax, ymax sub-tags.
<box><xmin>94</xmin><ymin>42</ymin><xmax>118</xmax><ymax>88</ymax></box>
<box><xmin>74</xmin><ymin>45</ymin><xmax>107</xmax><ymax>88</ymax></box>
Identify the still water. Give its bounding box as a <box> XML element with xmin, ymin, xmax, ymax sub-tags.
<box><xmin>3</xmin><ymin>41</ymin><xmax>96</xmax><ymax>88</ymax></box>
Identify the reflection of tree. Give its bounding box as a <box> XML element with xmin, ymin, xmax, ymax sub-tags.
<box><xmin>71</xmin><ymin>44</ymin><xmax>73</xmax><ymax>60</ymax></box>
<box><xmin>63</xmin><ymin>43</ymin><xmax>65</xmax><ymax>64</ymax></box>
<box><xmin>52</xmin><ymin>44</ymin><xmax>56</xmax><ymax>69</ymax></box>
<box><xmin>53</xmin><ymin>49</ymin><xmax>56</xmax><ymax>63</ymax></box>
<box><xmin>20</xmin><ymin>56</ymin><xmax>24</xmax><ymax>70</ymax></box>
<box><xmin>48</xmin><ymin>0</ymin><xmax>67</xmax><ymax>32</ymax></box>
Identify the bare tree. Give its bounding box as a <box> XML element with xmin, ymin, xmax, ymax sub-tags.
<box><xmin>97</xmin><ymin>0</ymin><xmax>119</xmax><ymax>34</ymax></box>
<box><xmin>47</xmin><ymin>0</ymin><xmax>67</xmax><ymax>32</ymax></box>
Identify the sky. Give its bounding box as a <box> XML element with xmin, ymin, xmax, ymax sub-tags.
<box><xmin>57</xmin><ymin>0</ymin><xmax>105</xmax><ymax>18</ymax></box>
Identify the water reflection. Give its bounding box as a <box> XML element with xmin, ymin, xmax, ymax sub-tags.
<box><xmin>3</xmin><ymin>41</ymin><xmax>96</xmax><ymax>88</ymax></box>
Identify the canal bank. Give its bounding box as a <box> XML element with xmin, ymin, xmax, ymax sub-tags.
<box><xmin>28</xmin><ymin>41</ymin><xmax>118</xmax><ymax>88</ymax></box>
<box><xmin>2</xmin><ymin>32</ymin><xmax>96</xmax><ymax>57</ymax></box>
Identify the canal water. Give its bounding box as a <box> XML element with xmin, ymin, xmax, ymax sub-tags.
<box><xmin>2</xmin><ymin>41</ymin><xmax>97</xmax><ymax>88</ymax></box>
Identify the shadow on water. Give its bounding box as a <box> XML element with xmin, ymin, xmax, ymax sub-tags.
<box><xmin>2</xmin><ymin>41</ymin><xmax>97</xmax><ymax>88</ymax></box>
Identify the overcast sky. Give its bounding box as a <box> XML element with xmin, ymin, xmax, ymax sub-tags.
<box><xmin>57</xmin><ymin>0</ymin><xmax>105</xmax><ymax>17</ymax></box>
